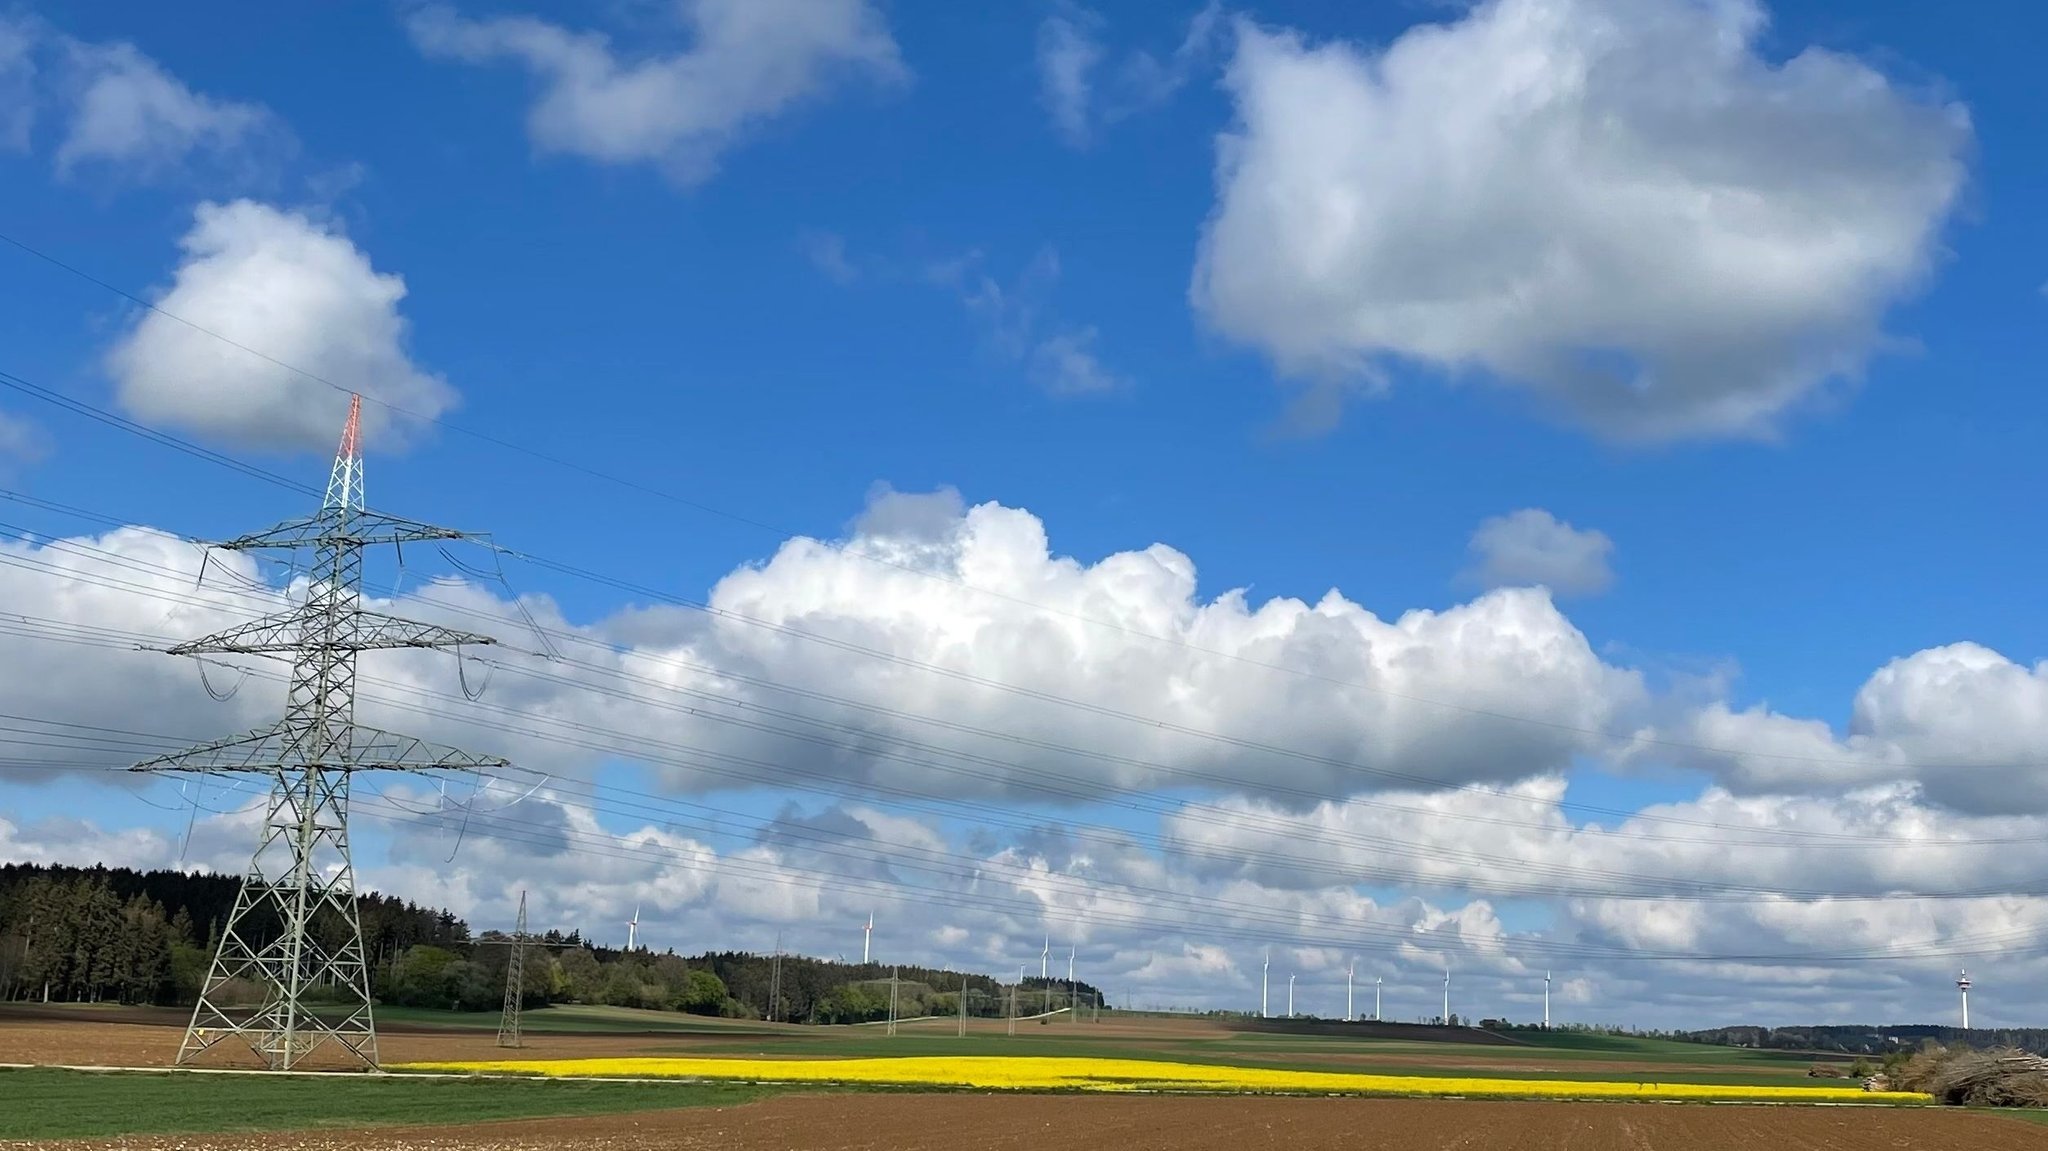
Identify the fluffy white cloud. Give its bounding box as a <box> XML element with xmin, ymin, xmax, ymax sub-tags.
<box><xmin>105</xmin><ymin>200</ymin><xmax>457</xmax><ymax>452</ymax></box>
<box><xmin>625</xmin><ymin>486</ymin><xmax>1640</xmax><ymax>799</ymax></box>
<box><xmin>14</xmin><ymin>490</ymin><xmax>2048</xmax><ymax>1025</ymax></box>
<box><xmin>0</xmin><ymin>487</ymin><xmax>1640</xmax><ymax>801</ymax></box>
<box><xmin>1036</xmin><ymin>2</ymin><xmax>1220</xmax><ymax>148</ymax></box>
<box><xmin>52</xmin><ymin>36</ymin><xmax>283</xmax><ymax>182</ymax></box>
<box><xmin>407</xmin><ymin>0</ymin><xmax>904</xmax><ymax>186</ymax></box>
<box><xmin>1464</xmin><ymin>508</ymin><xmax>1614</xmax><ymax>597</ymax></box>
<box><xmin>1644</xmin><ymin>642</ymin><xmax>2048</xmax><ymax>815</ymax></box>
<box><xmin>1192</xmin><ymin>0</ymin><xmax>1971</xmax><ymax>440</ymax></box>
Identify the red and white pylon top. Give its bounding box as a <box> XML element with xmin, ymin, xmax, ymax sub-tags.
<box><xmin>323</xmin><ymin>394</ymin><xmax>366</xmax><ymax>513</ymax></box>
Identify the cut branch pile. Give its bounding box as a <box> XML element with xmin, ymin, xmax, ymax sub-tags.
<box><xmin>1906</xmin><ymin>1048</ymin><xmax>2048</xmax><ymax>1107</ymax></box>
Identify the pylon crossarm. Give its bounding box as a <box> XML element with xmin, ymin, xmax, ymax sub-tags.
<box><xmin>209</xmin><ymin>511</ymin><xmax>476</xmax><ymax>553</ymax></box>
<box><xmin>345</xmin><ymin>725</ymin><xmax>510</xmax><ymax>772</ymax></box>
<box><xmin>128</xmin><ymin>726</ymin><xmax>282</xmax><ymax>773</ymax></box>
<box><xmin>168</xmin><ymin>607</ymin><xmax>499</xmax><ymax>656</ymax></box>
<box><xmin>131</xmin><ymin>722</ymin><xmax>507</xmax><ymax>774</ymax></box>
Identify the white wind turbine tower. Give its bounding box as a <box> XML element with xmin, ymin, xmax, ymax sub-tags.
<box><xmin>1261</xmin><ymin>947</ymin><xmax>1270</xmax><ymax>1019</ymax></box>
<box><xmin>1041</xmin><ymin>935</ymin><xmax>1050</xmax><ymax>982</ymax></box>
<box><xmin>1287</xmin><ymin>974</ymin><xmax>1295</xmax><ymax>1018</ymax></box>
<box><xmin>1067</xmin><ymin>946</ymin><xmax>1076</xmax><ymax>1014</ymax></box>
<box><xmin>1442</xmin><ymin>968</ymin><xmax>1451</xmax><ymax>1025</ymax></box>
<box><xmin>625</xmin><ymin>904</ymin><xmax>640</xmax><ymax>952</ymax></box>
<box><xmin>863</xmin><ymin>912</ymin><xmax>873</xmax><ymax>964</ymax></box>
<box><xmin>1346</xmin><ymin>963</ymin><xmax>1355</xmax><ymax>1023</ymax></box>
<box><xmin>1958</xmin><ymin>969</ymin><xmax>1972</xmax><ymax>1030</ymax></box>
<box><xmin>1544</xmin><ymin>971</ymin><xmax>1552</xmax><ymax>1029</ymax></box>
<box><xmin>1374</xmin><ymin>976</ymin><xmax>1382</xmax><ymax>1022</ymax></box>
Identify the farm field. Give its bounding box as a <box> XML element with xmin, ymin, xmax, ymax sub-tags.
<box><xmin>1</xmin><ymin>1003</ymin><xmax>1842</xmax><ymax>1086</ymax></box>
<box><xmin>10</xmin><ymin>1089</ymin><xmax>2048</xmax><ymax>1151</ymax></box>
<box><xmin>11</xmin><ymin>1004</ymin><xmax>2043</xmax><ymax>1149</ymax></box>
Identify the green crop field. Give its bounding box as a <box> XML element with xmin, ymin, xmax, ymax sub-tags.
<box><xmin>372</xmin><ymin>1002</ymin><xmax>792</xmax><ymax>1035</ymax></box>
<box><xmin>0</xmin><ymin>1067</ymin><xmax>772</xmax><ymax>1141</ymax></box>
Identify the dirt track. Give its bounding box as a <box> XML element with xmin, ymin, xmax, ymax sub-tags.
<box><xmin>21</xmin><ymin>1093</ymin><xmax>2048</xmax><ymax>1151</ymax></box>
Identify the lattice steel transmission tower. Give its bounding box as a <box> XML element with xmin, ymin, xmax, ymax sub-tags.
<box><xmin>497</xmin><ymin>891</ymin><xmax>530</xmax><ymax>1048</ymax></box>
<box><xmin>132</xmin><ymin>395</ymin><xmax>508</xmax><ymax>1071</ymax></box>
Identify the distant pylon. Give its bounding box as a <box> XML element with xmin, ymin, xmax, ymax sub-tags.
<box><xmin>497</xmin><ymin>891</ymin><xmax>529</xmax><ymax>1048</ymax></box>
<box><xmin>133</xmin><ymin>394</ymin><xmax>508</xmax><ymax>1071</ymax></box>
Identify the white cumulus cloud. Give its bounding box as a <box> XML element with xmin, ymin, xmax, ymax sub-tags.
<box><xmin>407</xmin><ymin>0</ymin><xmax>905</xmax><ymax>186</ymax></box>
<box><xmin>53</xmin><ymin>36</ymin><xmax>284</xmax><ymax>183</ymax></box>
<box><xmin>1464</xmin><ymin>508</ymin><xmax>1614</xmax><ymax>597</ymax></box>
<box><xmin>14</xmin><ymin>492</ymin><xmax>2048</xmax><ymax>1023</ymax></box>
<box><xmin>1645</xmin><ymin>642</ymin><xmax>2048</xmax><ymax>815</ymax></box>
<box><xmin>105</xmin><ymin>200</ymin><xmax>458</xmax><ymax>452</ymax></box>
<box><xmin>1192</xmin><ymin>0</ymin><xmax>1972</xmax><ymax>440</ymax></box>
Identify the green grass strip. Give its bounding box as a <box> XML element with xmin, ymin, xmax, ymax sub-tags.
<box><xmin>0</xmin><ymin>1066</ymin><xmax>772</xmax><ymax>1140</ymax></box>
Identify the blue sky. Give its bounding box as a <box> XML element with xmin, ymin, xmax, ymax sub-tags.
<box><xmin>3</xmin><ymin>0</ymin><xmax>2047</xmax><ymax>1028</ymax></box>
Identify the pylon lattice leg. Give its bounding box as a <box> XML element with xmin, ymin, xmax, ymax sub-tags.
<box><xmin>179</xmin><ymin>766</ymin><xmax>377</xmax><ymax>1070</ymax></box>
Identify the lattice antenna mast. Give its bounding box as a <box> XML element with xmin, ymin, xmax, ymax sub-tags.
<box><xmin>132</xmin><ymin>394</ymin><xmax>507</xmax><ymax>1072</ymax></box>
<box><xmin>496</xmin><ymin>891</ymin><xmax>530</xmax><ymax>1048</ymax></box>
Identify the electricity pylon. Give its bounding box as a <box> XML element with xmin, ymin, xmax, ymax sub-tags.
<box><xmin>132</xmin><ymin>395</ymin><xmax>507</xmax><ymax>1070</ymax></box>
<box><xmin>496</xmin><ymin>891</ymin><xmax>530</xmax><ymax>1048</ymax></box>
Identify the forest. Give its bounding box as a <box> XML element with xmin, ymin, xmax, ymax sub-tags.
<box><xmin>1679</xmin><ymin>1024</ymin><xmax>2048</xmax><ymax>1055</ymax></box>
<box><xmin>0</xmin><ymin>863</ymin><xmax>1104</xmax><ymax>1023</ymax></box>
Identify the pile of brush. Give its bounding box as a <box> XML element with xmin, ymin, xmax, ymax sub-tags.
<box><xmin>1899</xmin><ymin>1047</ymin><xmax>2048</xmax><ymax>1107</ymax></box>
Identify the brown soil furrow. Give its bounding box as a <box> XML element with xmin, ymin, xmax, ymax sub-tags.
<box><xmin>20</xmin><ymin>1094</ymin><xmax>2048</xmax><ymax>1151</ymax></box>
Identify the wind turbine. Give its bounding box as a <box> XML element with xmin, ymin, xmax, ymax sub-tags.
<box><xmin>1544</xmin><ymin>971</ymin><xmax>1552</xmax><ymax>1029</ymax></box>
<box><xmin>1374</xmin><ymin>976</ymin><xmax>1382</xmax><ymax>1022</ymax></box>
<box><xmin>1261</xmin><ymin>947</ymin><xmax>1270</xmax><ymax>1019</ymax></box>
<box><xmin>1041</xmin><ymin>935</ymin><xmax>1050</xmax><ymax>982</ymax></box>
<box><xmin>1346</xmin><ymin>963</ymin><xmax>1355</xmax><ymax>1023</ymax></box>
<box><xmin>625</xmin><ymin>904</ymin><xmax>640</xmax><ymax>952</ymax></box>
<box><xmin>1442</xmin><ymin>968</ymin><xmax>1450</xmax><ymax>1026</ymax></box>
<box><xmin>1958</xmin><ymin>969</ymin><xmax>1972</xmax><ymax>1030</ymax></box>
<box><xmin>863</xmin><ymin>912</ymin><xmax>873</xmax><ymax>964</ymax></box>
<box><xmin>1287</xmin><ymin>974</ymin><xmax>1296</xmax><ymax>1018</ymax></box>
<box><xmin>1067</xmin><ymin>946</ymin><xmax>1076</xmax><ymax>1014</ymax></box>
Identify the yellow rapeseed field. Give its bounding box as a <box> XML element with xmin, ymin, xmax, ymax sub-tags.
<box><xmin>393</xmin><ymin>1055</ymin><xmax>1931</xmax><ymax>1104</ymax></box>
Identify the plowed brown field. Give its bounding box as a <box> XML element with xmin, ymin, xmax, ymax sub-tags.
<box><xmin>0</xmin><ymin>1020</ymin><xmax>687</xmax><ymax>1069</ymax></box>
<box><xmin>18</xmin><ymin>1093</ymin><xmax>2048</xmax><ymax>1151</ymax></box>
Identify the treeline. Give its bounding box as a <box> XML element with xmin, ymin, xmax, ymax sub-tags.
<box><xmin>0</xmin><ymin>864</ymin><xmax>1106</xmax><ymax>1023</ymax></box>
<box><xmin>1681</xmin><ymin>1025</ymin><xmax>2048</xmax><ymax>1055</ymax></box>
<box><xmin>0</xmin><ymin>864</ymin><xmax>467</xmax><ymax>1006</ymax></box>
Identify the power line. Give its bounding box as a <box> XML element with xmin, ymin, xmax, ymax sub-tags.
<box><xmin>10</xmin><ymin>529</ymin><xmax>2048</xmax><ymax>889</ymax></box>
<box><xmin>12</xmin><ymin>741</ymin><xmax>2044</xmax><ymax>969</ymax></box>
<box><xmin>6</xmin><ymin>467</ymin><xmax>2041</xmax><ymax>851</ymax></box>
<box><xmin>0</xmin><ymin>357</ymin><xmax>1977</xmax><ymax>787</ymax></box>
